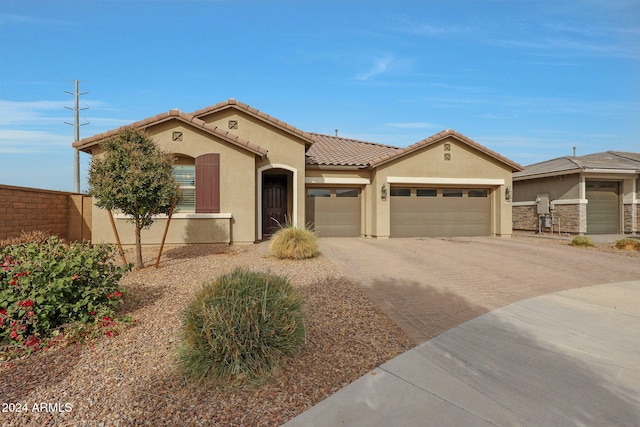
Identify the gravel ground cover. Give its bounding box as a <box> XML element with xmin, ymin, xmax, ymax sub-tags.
<box><xmin>0</xmin><ymin>243</ymin><xmax>412</xmax><ymax>426</ymax></box>
<box><xmin>514</xmin><ymin>231</ymin><xmax>640</xmax><ymax>259</ymax></box>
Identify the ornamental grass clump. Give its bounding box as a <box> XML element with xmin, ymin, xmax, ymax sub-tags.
<box><xmin>615</xmin><ymin>238</ymin><xmax>640</xmax><ymax>251</ymax></box>
<box><xmin>178</xmin><ymin>268</ymin><xmax>305</xmax><ymax>387</ymax></box>
<box><xmin>269</xmin><ymin>225</ymin><xmax>319</xmax><ymax>260</ymax></box>
<box><xmin>571</xmin><ymin>235</ymin><xmax>596</xmax><ymax>248</ymax></box>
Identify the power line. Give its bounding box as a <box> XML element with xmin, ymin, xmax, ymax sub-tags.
<box><xmin>65</xmin><ymin>80</ymin><xmax>89</xmax><ymax>193</ymax></box>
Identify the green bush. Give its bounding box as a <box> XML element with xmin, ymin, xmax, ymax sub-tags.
<box><xmin>615</xmin><ymin>238</ymin><xmax>640</xmax><ymax>251</ymax></box>
<box><xmin>269</xmin><ymin>225</ymin><xmax>319</xmax><ymax>260</ymax></box>
<box><xmin>571</xmin><ymin>235</ymin><xmax>596</xmax><ymax>248</ymax></box>
<box><xmin>1</xmin><ymin>236</ymin><xmax>129</xmax><ymax>354</ymax></box>
<box><xmin>178</xmin><ymin>268</ymin><xmax>305</xmax><ymax>387</ymax></box>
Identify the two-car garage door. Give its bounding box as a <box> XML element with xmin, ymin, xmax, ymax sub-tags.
<box><xmin>390</xmin><ymin>187</ymin><xmax>491</xmax><ymax>237</ymax></box>
<box><xmin>305</xmin><ymin>186</ymin><xmax>492</xmax><ymax>238</ymax></box>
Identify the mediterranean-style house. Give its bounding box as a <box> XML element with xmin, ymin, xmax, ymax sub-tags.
<box><xmin>512</xmin><ymin>151</ymin><xmax>640</xmax><ymax>235</ymax></box>
<box><xmin>73</xmin><ymin>99</ymin><xmax>523</xmax><ymax>245</ymax></box>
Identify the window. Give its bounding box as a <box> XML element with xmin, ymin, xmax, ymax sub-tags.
<box><xmin>390</xmin><ymin>188</ymin><xmax>411</xmax><ymax>197</ymax></box>
<box><xmin>172</xmin><ymin>153</ymin><xmax>220</xmax><ymax>213</ymax></box>
<box><xmin>443</xmin><ymin>189</ymin><xmax>463</xmax><ymax>198</ymax></box>
<box><xmin>307</xmin><ymin>188</ymin><xmax>331</xmax><ymax>198</ymax></box>
<box><xmin>417</xmin><ymin>189</ymin><xmax>437</xmax><ymax>197</ymax></box>
<box><xmin>174</xmin><ymin>165</ymin><xmax>195</xmax><ymax>211</ymax></box>
<box><xmin>336</xmin><ymin>188</ymin><xmax>359</xmax><ymax>198</ymax></box>
<box><xmin>468</xmin><ymin>189</ymin><xmax>488</xmax><ymax>198</ymax></box>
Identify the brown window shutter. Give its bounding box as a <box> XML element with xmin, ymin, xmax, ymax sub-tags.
<box><xmin>195</xmin><ymin>153</ymin><xmax>220</xmax><ymax>213</ymax></box>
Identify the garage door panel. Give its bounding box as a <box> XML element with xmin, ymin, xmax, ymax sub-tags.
<box><xmin>586</xmin><ymin>181</ymin><xmax>619</xmax><ymax>234</ymax></box>
<box><xmin>391</xmin><ymin>188</ymin><xmax>490</xmax><ymax>237</ymax></box>
<box><xmin>306</xmin><ymin>188</ymin><xmax>361</xmax><ymax>237</ymax></box>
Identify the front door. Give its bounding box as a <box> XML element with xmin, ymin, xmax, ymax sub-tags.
<box><xmin>262</xmin><ymin>174</ymin><xmax>288</xmax><ymax>235</ymax></box>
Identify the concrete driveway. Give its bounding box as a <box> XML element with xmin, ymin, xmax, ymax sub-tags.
<box><xmin>284</xmin><ymin>236</ymin><xmax>640</xmax><ymax>426</ymax></box>
<box><xmin>318</xmin><ymin>236</ymin><xmax>640</xmax><ymax>344</ymax></box>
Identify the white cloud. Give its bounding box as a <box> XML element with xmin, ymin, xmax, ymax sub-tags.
<box><xmin>0</xmin><ymin>13</ymin><xmax>74</xmax><ymax>27</ymax></box>
<box><xmin>0</xmin><ymin>130</ymin><xmax>72</xmax><ymax>153</ymax></box>
<box><xmin>0</xmin><ymin>99</ymin><xmax>131</xmax><ymax>129</ymax></box>
<box><xmin>356</xmin><ymin>55</ymin><xmax>394</xmax><ymax>80</ymax></box>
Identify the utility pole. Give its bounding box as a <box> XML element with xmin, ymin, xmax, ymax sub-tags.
<box><xmin>65</xmin><ymin>80</ymin><xmax>89</xmax><ymax>193</ymax></box>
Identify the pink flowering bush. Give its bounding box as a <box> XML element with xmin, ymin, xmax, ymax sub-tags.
<box><xmin>0</xmin><ymin>235</ymin><xmax>129</xmax><ymax>356</ymax></box>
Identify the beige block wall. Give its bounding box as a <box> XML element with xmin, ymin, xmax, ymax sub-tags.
<box><xmin>371</xmin><ymin>137</ymin><xmax>515</xmax><ymax>237</ymax></box>
<box><xmin>0</xmin><ymin>185</ymin><xmax>89</xmax><ymax>242</ymax></box>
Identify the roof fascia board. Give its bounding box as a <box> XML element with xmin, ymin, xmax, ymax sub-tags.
<box><xmin>513</xmin><ymin>169</ymin><xmax>580</xmax><ymax>181</ymax></box>
<box><xmin>582</xmin><ymin>168</ymin><xmax>638</xmax><ymax>175</ymax></box>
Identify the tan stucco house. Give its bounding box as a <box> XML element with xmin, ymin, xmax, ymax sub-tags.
<box><xmin>512</xmin><ymin>151</ymin><xmax>640</xmax><ymax>235</ymax></box>
<box><xmin>73</xmin><ymin>99</ymin><xmax>523</xmax><ymax>245</ymax></box>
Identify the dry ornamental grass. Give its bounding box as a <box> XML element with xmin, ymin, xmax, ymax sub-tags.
<box><xmin>0</xmin><ymin>243</ymin><xmax>412</xmax><ymax>426</ymax></box>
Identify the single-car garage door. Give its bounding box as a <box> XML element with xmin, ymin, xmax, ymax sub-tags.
<box><xmin>390</xmin><ymin>188</ymin><xmax>491</xmax><ymax>237</ymax></box>
<box><xmin>586</xmin><ymin>181</ymin><xmax>619</xmax><ymax>234</ymax></box>
<box><xmin>306</xmin><ymin>187</ymin><xmax>361</xmax><ymax>237</ymax></box>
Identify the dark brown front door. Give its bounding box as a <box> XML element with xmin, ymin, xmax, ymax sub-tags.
<box><xmin>263</xmin><ymin>174</ymin><xmax>288</xmax><ymax>235</ymax></box>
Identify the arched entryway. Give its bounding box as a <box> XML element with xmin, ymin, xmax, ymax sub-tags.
<box><xmin>257</xmin><ymin>164</ymin><xmax>298</xmax><ymax>240</ymax></box>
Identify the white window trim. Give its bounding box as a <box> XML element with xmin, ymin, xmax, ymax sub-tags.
<box><xmin>386</xmin><ymin>177</ymin><xmax>505</xmax><ymax>186</ymax></box>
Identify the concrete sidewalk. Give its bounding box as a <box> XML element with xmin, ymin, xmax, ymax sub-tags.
<box><xmin>284</xmin><ymin>281</ymin><xmax>640</xmax><ymax>426</ymax></box>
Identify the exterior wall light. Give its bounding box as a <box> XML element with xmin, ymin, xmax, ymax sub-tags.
<box><xmin>381</xmin><ymin>183</ymin><xmax>387</xmax><ymax>200</ymax></box>
<box><xmin>505</xmin><ymin>185</ymin><xmax>511</xmax><ymax>202</ymax></box>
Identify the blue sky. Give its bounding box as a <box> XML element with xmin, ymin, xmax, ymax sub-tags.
<box><xmin>1</xmin><ymin>0</ymin><xmax>638</xmax><ymax>192</ymax></box>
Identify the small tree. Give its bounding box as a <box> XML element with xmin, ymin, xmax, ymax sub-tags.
<box><xmin>88</xmin><ymin>127</ymin><xmax>178</xmax><ymax>269</ymax></box>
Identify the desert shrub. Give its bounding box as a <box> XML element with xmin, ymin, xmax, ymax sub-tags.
<box><xmin>269</xmin><ymin>225</ymin><xmax>319</xmax><ymax>260</ymax></box>
<box><xmin>1</xmin><ymin>236</ymin><xmax>129</xmax><ymax>355</ymax></box>
<box><xmin>615</xmin><ymin>238</ymin><xmax>640</xmax><ymax>251</ymax></box>
<box><xmin>571</xmin><ymin>235</ymin><xmax>596</xmax><ymax>248</ymax></box>
<box><xmin>0</xmin><ymin>230</ymin><xmax>52</xmax><ymax>250</ymax></box>
<box><xmin>178</xmin><ymin>268</ymin><xmax>305</xmax><ymax>387</ymax></box>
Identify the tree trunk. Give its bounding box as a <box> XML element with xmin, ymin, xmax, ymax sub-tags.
<box><xmin>135</xmin><ymin>224</ymin><xmax>143</xmax><ymax>270</ymax></box>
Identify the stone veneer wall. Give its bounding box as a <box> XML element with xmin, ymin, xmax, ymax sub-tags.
<box><xmin>512</xmin><ymin>205</ymin><xmax>538</xmax><ymax>231</ymax></box>
<box><xmin>551</xmin><ymin>204</ymin><xmax>581</xmax><ymax>234</ymax></box>
<box><xmin>513</xmin><ymin>203</ymin><xmax>582</xmax><ymax>234</ymax></box>
<box><xmin>0</xmin><ymin>185</ymin><xmax>91</xmax><ymax>241</ymax></box>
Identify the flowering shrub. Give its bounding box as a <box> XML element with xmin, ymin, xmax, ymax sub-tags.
<box><xmin>0</xmin><ymin>236</ymin><xmax>129</xmax><ymax>356</ymax></box>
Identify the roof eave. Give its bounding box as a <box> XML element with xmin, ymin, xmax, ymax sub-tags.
<box><xmin>73</xmin><ymin>110</ymin><xmax>268</xmax><ymax>158</ymax></box>
<box><xmin>191</xmin><ymin>99</ymin><xmax>317</xmax><ymax>146</ymax></box>
<box><xmin>368</xmin><ymin>130</ymin><xmax>524</xmax><ymax>172</ymax></box>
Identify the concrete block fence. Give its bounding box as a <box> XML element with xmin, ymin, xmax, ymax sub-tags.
<box><xmin>0</xmin><ymin>184</ymin><xmax>91</xmax><ymax>242</ymax></box>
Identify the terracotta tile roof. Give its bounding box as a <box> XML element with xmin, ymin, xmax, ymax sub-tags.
<box><xmin>72</xmin><ymin>109</ymin><xmax>268</xmax><ymax>158</ymax></box>
<box><xmin>191</xmin><ymin>99</ymin><xmax>316</xmax><ymax>146</ymax></box>
<box><xmin>306</xmin><ymin>133</ymin><xmax>400</xmax><ymax>167</ymax></box>
<box><xmin>368</xmin><ymin>129</ymin><xmax>524</xmax><ymax>171</ymax></box>
<box><xmin>514</xmin><ymin>150</ymin><xmax>640</xmax><ymax>179</ymax></box>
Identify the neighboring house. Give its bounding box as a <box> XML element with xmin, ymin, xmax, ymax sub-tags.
<box><xmin>73</xmin><ymin>99</ymin><xmax>523</xmax><ymax>245</ymax></box>
<box><xmin>512</xmin><ymin>151</ymin><xmax>640</xmax><ymax>235</ymax></box>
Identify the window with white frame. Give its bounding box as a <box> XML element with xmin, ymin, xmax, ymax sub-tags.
<box><xmin>174</xmin><ymin>165</ymin><xmax>195</xmax><ymax>211</ymax></box>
